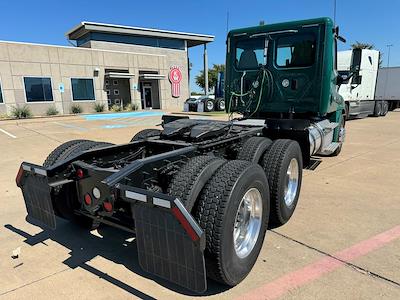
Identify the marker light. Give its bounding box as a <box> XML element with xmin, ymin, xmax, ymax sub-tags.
<box><xmin>103</xmin><ymin>202</ymin><xmax>113</xmax><ymax>212</ymax></box>
<box><xmin>84</xmin><ymin>194</ymin><xmax>92</xmax><ymax>205</ymax></box>
<box><xmin>76</xmin><ymin>169</ymin><xmax>84</xmax><ymax>179</ymax></box>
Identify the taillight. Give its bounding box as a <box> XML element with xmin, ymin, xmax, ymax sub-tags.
<box><xmin>16</xmin><ymin>166</ymin><xmax>24</xmax><ymax>187</ymax></box>
<box><xmin>84</xmin><ymin>194</ymin><xmax>92</xmax><ymax>205</ymax></box>
<box><xmin>103</xmin><ymin>202</ymin><xmax>113</xmax><ymax>212</ymax></box>
<box><xmin>76</xmin><ymin>169</ymin><xmax>84</xmax><ymax>179</ymax></box>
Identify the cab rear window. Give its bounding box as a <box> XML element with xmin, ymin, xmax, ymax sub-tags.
<box><xmin>235</xmin><ymin>37</ymin><xmax>266</xmax><ymax>70</ymax></box>
<box><xmin>276</xmin><ymin>34</ymin><xmax>316</xmax><ymax>68</ymax></box>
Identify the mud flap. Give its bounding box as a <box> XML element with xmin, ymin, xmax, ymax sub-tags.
<box><xmin>16</xmin><ymin>163</ymin><xmax>56</xmax><ymax>229</ymax></box>
<box><xmin>119</xmin><ymin>185</ymin><xmax>207</xmax><ymax>293</ymax></box>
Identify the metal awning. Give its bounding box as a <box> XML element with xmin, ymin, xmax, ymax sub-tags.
<box><xmin>105</xmin><ymin>72</ymin><xmax>135</xmax><ymax>79</ymax></box>
<box><xmin>139</xmin><ymin>74</ymin><xmax>166</xmax><ymax>80</ymax></box>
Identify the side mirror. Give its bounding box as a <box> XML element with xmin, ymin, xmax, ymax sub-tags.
<box><xmin>336</xmin><ymin>73</ymin><xmax>350</xmax><ymax>86</ymax></box>
<box><xmin>333</xmin><ymin>26</ymin><xmax>347</xmax><ymax>43</ymax></box>
<box><xmin>351</xmin><ymin>74</ymin><xmax>362</xmax><ymax>85</ymax></box>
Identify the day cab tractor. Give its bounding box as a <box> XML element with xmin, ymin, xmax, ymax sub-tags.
<box><xmin>184</xmin><ymin>95</ymin><xmax>225</xmax><ymax>112</ymax></box>
<box><xmin>16</xmin><ymin>18</ymin><xmax>347</xmax><ymax>293</ymax></box>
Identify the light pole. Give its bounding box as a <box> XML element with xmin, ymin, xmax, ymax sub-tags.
<box><xmin>333</xmin><ymin>0</ymin><xmax>337</xmax><ymax>25</ymax></box>
<box><xmin>387</xmin><ymin>44</ymin><xmax>394</xmax><ymax>67</ymax></box>
<box><xmin>384</xmin><ymin>44</ymin><xmax>394</xmax><ymax>99</ymax></box>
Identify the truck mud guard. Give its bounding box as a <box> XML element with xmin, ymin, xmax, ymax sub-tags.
<box><xmin>16</xmin><ymin>162</ymin><xmax>207</xmax><ymax>293</ymax></box>
<box><xmin>16</xmin><ymin>162</ymin><xmax>56</xmax><ymax>229</ymax></box>
<box><xmin>118</xmin><ymin>184</ymin><xmax>207</xmax><ymax>293</ymax></box>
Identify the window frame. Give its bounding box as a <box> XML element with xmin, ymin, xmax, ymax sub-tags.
<box><xmin>23</xmin><ymin>77</ymin><xmax>54</xmax><ymax>103</ymax></box>
<box><xmin>274</xmin><ymin>33</ymin><xmax>317</xmax><ymax>70</ymax></box>
<box><xmin>70</xmin><ymin>77</ymin><xmax>96</xmax><ymax>102</ymax></box>
<box><xmin>0</xmin><ymin>77</ymin><xmax>4</xmax><ymax>104</ymax></box>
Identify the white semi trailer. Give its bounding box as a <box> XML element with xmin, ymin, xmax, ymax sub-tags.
<box><xmin>338</xmin><ymin>49</ymin><xmax>400</xmax><ymax>118</ymax></box>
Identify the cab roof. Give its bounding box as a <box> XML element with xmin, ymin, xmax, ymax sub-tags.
<box><xmin>228</xmin><ymin>17</ymin><xmax>334</xmax><ymax>37</ymax></box>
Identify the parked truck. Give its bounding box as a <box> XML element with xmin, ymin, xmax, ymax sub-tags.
<box><xmin>17</xmin><ymin>18</ymin><xmax>348</xmax><ymax>293</ymax></box>
<box><xmin>338</xmin><ymin>49</ymin><xmax>400</xmax><ymax>118</ymax></box>
<box><xmin>184</xmin><ymin>72</ymin><xmax>226</xmax><ymax>112</ymax></box>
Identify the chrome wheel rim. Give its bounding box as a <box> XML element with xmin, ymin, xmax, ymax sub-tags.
<box><xmin>206</xmin><ymin>101</ymin><xmax>214</xmax><ymax>110</ymax></box>
<box><xmin>219</xmin><ymin>101</ymin><xmax>225</xmax><ymax>110</ymax></box>
<box><xmin>338</xmin><ymin>120</ymin><xmax>346</xmax><ymax>143</ymax></box>
<box><xmin>284</xmin><ymin>158</ymin><xmax>299</xmax><ymax>207</ymax></box>
<box><xmin>233</xmin><ymin>188</ymin><xmax>263</xmax><ymax>259</ymax></box>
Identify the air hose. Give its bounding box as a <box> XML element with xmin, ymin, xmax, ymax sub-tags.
<box><xmin>227</xmin><ymin>67</ymin><xmax>274</xmax><ymax>119</ymax></box>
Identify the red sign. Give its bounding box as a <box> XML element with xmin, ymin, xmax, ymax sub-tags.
<box><xmin>169</xmin><ymin>66</ymin><xmax>182</xmax><ymax>98</ymax></box>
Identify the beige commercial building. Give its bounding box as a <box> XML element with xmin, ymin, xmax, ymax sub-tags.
<box><xmin>0</xmin><ymin>22</ymin><xmax>214</xmax><ymax>116</ymax></box>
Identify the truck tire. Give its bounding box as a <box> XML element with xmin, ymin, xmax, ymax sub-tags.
<box><xmin>57</xmin><ymin>141</ymin><xmax>113</xmax><ymax>163</ymax></box>
<box><xmin>261</xmin><ymin>139</ymin><xmax>302</xmax><ymax>228</ymax></box>
<box><xmin>381</xmin><ymin>101</ymin><xmax>389</xmax><ymax>116</ymax></box>
<box><xmin>168</xmin><ymin>156</ymin><xmax>225</xmax><ymax>212</ymax></box>
<box><xmin>204</xmin><ymin>99</ymin><xmax>215</xmax><ymax>112</ymax></box>
<box><xmin>44</xmin><ymin>140</ymin><xmax>114</xmax><ymax>229</ymax></box>
<box><xmin>237</xmin><ymin>136</ymin><xmax>272</xmax><ymax>163</ymax></box>
<box><xmin>373</xmin><ymin>101</ymin><xmax>382</xmax><ymax>117</ymax></box>
<box><xmin>130</xmin><ymin>129</ymin><xmax>161</xmax><ymax>142</ymax></box>
<box><xmin>194</xmin><ymin>160</ymin><xmax>269</xmax><ymax>286</ymax></box>
<box><xmin>43</xmin><ymin>139</ymin><xmax>90</xmax><ymax>167</ymax></box>
<box><xmin>216</xmin><ymin>98</ymin><xmax>226</xmax><ymax>111</ymax></box>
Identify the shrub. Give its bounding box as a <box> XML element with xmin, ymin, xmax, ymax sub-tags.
<box><xmin>46</xmin><ymin>106</ymin><xmax>59</xmax><ymax>116</ymax></box>
<box><xmin>111</xmin><ymin>104</ymin><xmax>122</xmax><ymax>112</ymax></box>
<box><xmin>70</xmin><ymin>104</ymin><xmax>83</xmax><ymax>114</ymax></box>
<box><xmin>11</xmin><ymin>105</ymin><xmax>32</xmax><ymax>119</ymax></box>
<box><xmin>94</xmin><ymin>103</ymin><xmax>105</xmax><ymax>113</ymax></box>
<box><xmin>124</xmin><ymin>103</ymin><xmax>139</xmax><ymax>111</ymax></box>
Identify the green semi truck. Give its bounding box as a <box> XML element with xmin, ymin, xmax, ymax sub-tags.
<box><xmin>17</xmin><ymin>18</ymin><xmax>349</xmax><ymax>293</ymax></box>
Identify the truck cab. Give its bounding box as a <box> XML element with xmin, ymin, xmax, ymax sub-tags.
<box><xmin>225</xmin><ymin>17</ymin><xmax>345</xmax><ymax>121</ymax></box>
<box><xmin>338</xmin><ymin>49</ymin><xmax>380</xmax><ymax>117</ymax></box>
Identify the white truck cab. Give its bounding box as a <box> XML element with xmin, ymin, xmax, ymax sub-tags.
<box><xmin>338</xmin><ymin>49</ymin><xmax>380</xmax><ymax>117</ymax></box>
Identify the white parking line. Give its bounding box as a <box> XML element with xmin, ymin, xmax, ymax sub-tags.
<box><xmin>53</xmin><ymin>121</ymin><xmax>88</xmax><ymax>131</ymax></box>
<box><xmin>0</xmin><ymin>128</ymin><xmax>17</xmax><ymax>139</ymax></box>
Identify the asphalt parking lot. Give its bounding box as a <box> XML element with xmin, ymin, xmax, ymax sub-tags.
<box><xmin>0</xmin><ymin>111</ymin><xmax>399</xmax><ymax>299</ymax></box>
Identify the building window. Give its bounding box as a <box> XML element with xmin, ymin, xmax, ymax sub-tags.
<box><xmin>24</xmin><ymin>77</ymin><xmax>53</xmax><ymax>102</ymax></box>
<box><xmin>114</xmin><ymin>89</ymin><xmax>119</xmax><ymax>95</ymax></box>
<box><xmin>0</xmin><ymin>80</ymin><xmax>3</xmax><ymax>103</ymax></box>
<box><xmin>106</xmin><ymin>90</ymin><xmax>110</xmax><ymax>95</ymax></box>
<box><xmin>71</xmin><ymin>78</ymin><xmax>95</xmax><ymax>101</ymax></box>
<box><xmin>80</xmin><ymin>32</ymin><xmax>186</xmax><ymax>50</ymax></box>
<box><xmin>113</xmin><ymin>80</ymin><xmax>119</xmax><ymax>85</ymax></box>
<box><xmin>105</xmin><ymin>80</ymin><xmax>109</xmax><ymax>86</ymax></box>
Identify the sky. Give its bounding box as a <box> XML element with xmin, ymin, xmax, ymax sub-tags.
<box><xmin>0</xmin><ymin>0</ymin><xmax>399</xmax><ymax>92</ymax></box>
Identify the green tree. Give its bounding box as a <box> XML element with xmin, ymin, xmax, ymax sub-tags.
<box><xmin>195</xmin><ymin>64</ymin><xmax>225</xmax><ymax>92</ymax></box>
<box><xmin>351</xmin><ymin>41</ymin><xmax>374</xmax><ymax>50</ymax></box>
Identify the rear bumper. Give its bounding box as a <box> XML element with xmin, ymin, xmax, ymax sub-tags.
<box><xmin>16</xmin><ymin>162</ymin><xmax>207</xmax><ymax>293</ymax></box>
